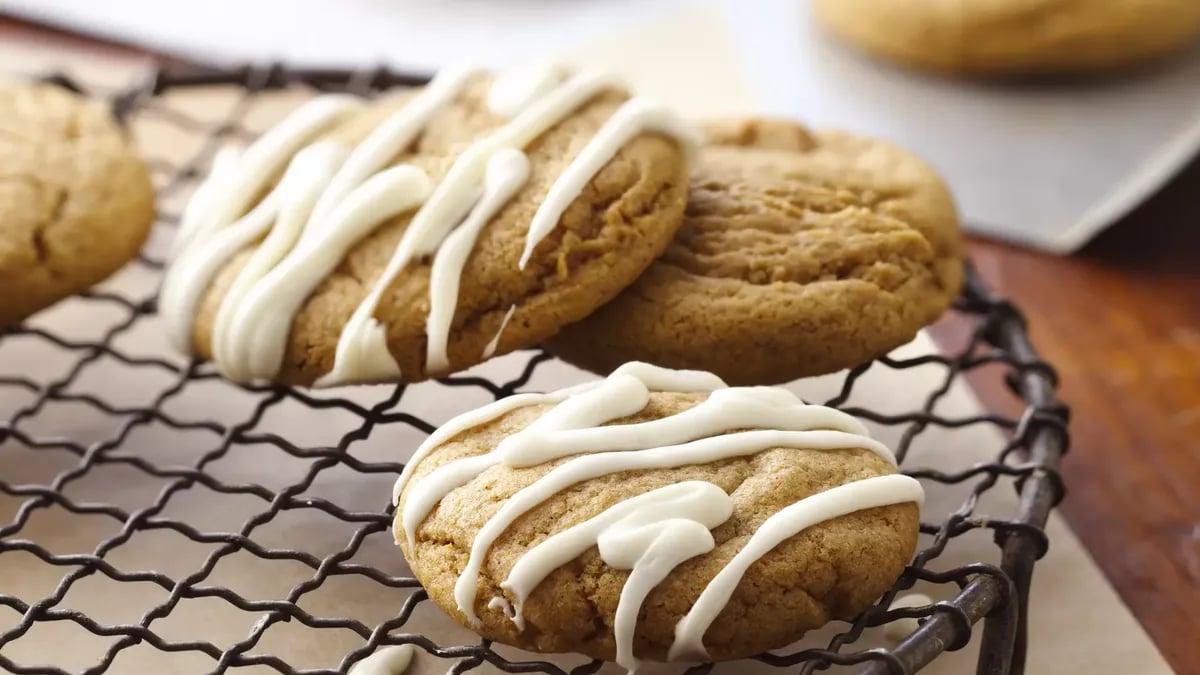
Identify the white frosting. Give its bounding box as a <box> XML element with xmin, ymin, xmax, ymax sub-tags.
<box><xmin>424</xmin><ymin>149</ymin><xmax>530</xmax><ymax>373</ymax></box>
<box><xmin>518</xmin><ymin>97</ymin><xmax>701</xmax><ymax>269</ymax></box>
<box><xmin>393</xmin><ymin>360</ymin><xmax>921</xmax><ymax>667</ymax></box>
<box><xmin>669</xmin><ymin>473</ymin><xmax>925</xmax><ymax>661</ymax></box>
<box><xmin>487</xmin><ymin>62</ymin><xmax>567</xmax><ymax>117</ymax></box>
<box><xmin>501</xmin><ymin>481</ymin><xmax>731</xmax><ymax>672</ymax></box>
<box><xmin>347</xmin><ymin>644</ymin><xmax>414</xmax><ymax>675</ymax></box>
<box><xmin>210</xmin><ymin>142</ymin><xmax>348</xmax><ymax>376</ymax></box>
<box><xmin>481</xmin><ymin>304</ymin><xmax>517</xmax><ymax>359</ymax></box>
<box><xmin>161</xmin><ymin>95</ymin><xmax>363</xmax><ymax>353</ymax></box>
<box><xmin>166</xmin><ymin>65</ymin><xmax>697</xmax><ymax>385</ymax></box>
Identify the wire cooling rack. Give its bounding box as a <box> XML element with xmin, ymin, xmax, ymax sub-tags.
<box><xmin>0</xmin><ymin>66</ymin><xmax>1068</xmax><ymax>675</ymax></box>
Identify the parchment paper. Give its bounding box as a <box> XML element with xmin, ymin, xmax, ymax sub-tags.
<box><xmin>0</xmin><ymin>20</ymin><xmax>1173</xmax><ymax>675</ymax></box>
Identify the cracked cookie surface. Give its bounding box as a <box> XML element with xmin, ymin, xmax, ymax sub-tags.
<box><xmin>189</xmin><ymin>75</ymin><xmax>689</xmax><ymax>384</ymax></box>
<box><xmin>397</xmin><ymin>390</ymin><xmax>919</xmax><ymax>661</ymax></box>
<box><xmin>0</xmin><ymin>83</ymin><xmax>154</xmax><ymax>326</ymax></box>
<box><xmin>549</xmin><ymin>118</ymin><xmax>963</xmax><ymax>385</ymax></box>
<box><xmin>814</xmin><ymin>0</ymin><xmax>1200</xmax><ymax>76</ymax></box>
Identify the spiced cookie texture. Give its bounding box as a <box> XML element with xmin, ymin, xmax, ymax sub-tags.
<box><xmin>549</xmin><ymin>118</ymin><xmax>963</xmax><ymax>386</ymax></box>
<box><xmin>0</xmin><ymin>83</ymin><xmax>154</xmax><ymax>326</ymax></box>
<box><xmin>161</xmin><ymin>65</ymin><xmax>694</xmax><ymax>386</ymax></box>
<box><xmin>394</xmin><ymin>362</ymin><xmax>922</xmax><ymax>668</ymax></box>
<box><xmin>813</xmin><ymin>0</ymin><xmax>1200</xmax><ymax>76</ymax></box>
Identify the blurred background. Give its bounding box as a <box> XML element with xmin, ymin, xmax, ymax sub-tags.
<box><xmin>2</xmin><ymin>0</ymin><xmax>1199</xmax><ymax>251</ymax></box>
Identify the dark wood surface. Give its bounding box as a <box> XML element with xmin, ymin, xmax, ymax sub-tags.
<box><xmin>2</xmin><ymin>12</ymin><xmax>1197</xmax><ymax>674</ymax></box>
<box><xmin>928</xmin><ymin>155</ymin><xmax>1200</xmax><ymax>672</ymax></box>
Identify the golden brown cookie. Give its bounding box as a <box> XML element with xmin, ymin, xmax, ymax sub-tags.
<box><xmin>813</xmin><ymin>0</ymin><xmax>1200</xmax><ymax>77</ymax></box>
<box><xmin>183</xmin><ymin>72</ymin><xmax>690</xmax><ymax>385</ymax></box>
<box><xmin>0</xmin><ymin>83</ymin><xmax>155</xmax><ymax>326</ymax></box>
<box><xmin>396</xmin><ymin>364</ymin><xmax>921</xmax><ymax>664</ymax></box>
<box><xmin>549</xmin><ymin>118</ymin><xmax>963</xmax><ymax>386</ymax></box>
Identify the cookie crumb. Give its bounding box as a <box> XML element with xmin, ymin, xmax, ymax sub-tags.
<box><xmin>884</xmin><ymin>592</ymin><xmax>933</xmax><ymax>642</ymax></box>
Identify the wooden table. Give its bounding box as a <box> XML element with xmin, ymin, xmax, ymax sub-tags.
<box><xmin>2</xmin><ymin>13</ymin><xmax>1198</xmax><ymax>674</ymax></box>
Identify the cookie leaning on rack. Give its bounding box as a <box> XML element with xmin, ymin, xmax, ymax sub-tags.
<box><xmin>160</xmin><ymin>64</ymin><xmax>695</xmax><ymax>385</ymax></box>
<box><xmin>395</xmin><ymin>362</ymin><xmax>923</xmax><ymax>671</ymax></box>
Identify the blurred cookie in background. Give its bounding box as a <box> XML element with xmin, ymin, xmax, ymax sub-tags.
<box><xmin>0</xmin><ymin>82</ymin><xmax>154</xmax><ymax>326</ymax></box>
<box><xmin>812</xmin><ymin>0</ymin><xmax>1200</xmax><ymax>77</ymax></box>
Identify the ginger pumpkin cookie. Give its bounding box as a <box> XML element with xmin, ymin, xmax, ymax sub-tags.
<box><xmin>161</xmin><ymin>64</ymin><xmax>695</xmax><ymax>385</ymax></box>
<box><xmin>813</xmin><ymin>0</ymin><xmax>1200</xmax><ymax>77</ymax></box>
<box><xmin>0</xmin><ymin>82</ymin><xmax>154</xmax><ymax>326</ymax></box>
<box><xmin>394</xmin><ymin>362</ymin><xmax>923</xmax><ymax>668</ymax></box>
<box><xmin>549</xmin><ymin>118</ymin><xmax>963</xmax><ymax>386</ymax></box>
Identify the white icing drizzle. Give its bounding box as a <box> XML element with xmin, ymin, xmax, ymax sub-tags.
<box><xmin>424</xmin><ymin>149</ymin><xmax>530</xmax><ymax>373</ymax></box>
<box><xmin>486</xmin><ymin>61</ymin><xmax>567</xmax><ymax>117</ymax></box>
<box><xmin>668</xmin><ymin>474</ymin><xmax>925</xmax><ymax>661</ymax></box>
<box><xmin>517</xmin><ymin>97</ymin><xmax>701</xmax><ymax>269</ymax></box>
<box><xmin>161</xmin><ymin>95</ymin><xmax>364</xmax><ymax>353</ymax></box>
<box><xmin>347</xmin><ymin>644</ymin><xmax>415</xmax><ymax>675</ymax></box>
<box><xmin>395</xmin><ymin>364</ymin><xmax>924</xmax><ymax>669</ymax></box>
<box><xmin>210</xmin><ymin>142</ymin><xmax>348</xmax><ymax>376</ymax></box>
<box><xmin>172</xmin><ymin>145</ymin><xmax>241</xmax><ymax>257</ymax></box>
<box><xmin>165</xmin><ymin>64</ymin><xmax>697</xmax><ymax>385</ymax></box>
<box><xmin>481</xmin><ymin>304</ymin><xmax>517</xmax><ymax>359</ymax></box>
<box><xmin>501</xmin><ymin>481</ymin><xmax>731</xmax><ymax>672</ymax></box>
<box><xmin>328</xmin><ymin>68</ymin><xmax>699</xmax><ymax>380</ymax></box>
<box><xmin>396</xmin><ymin>363</ymin><xmax>725</xmax><ymax>549</ymax></box>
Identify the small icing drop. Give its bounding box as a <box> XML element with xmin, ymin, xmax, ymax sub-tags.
<box><xmin>481</xmin><ymin>304</ymin><xmax>517</xmax><ymax>359</ymax></box>
<box><xmin>668</xmin><ymin>474</ymin><xmax>925</xmax><ymax>661</ymax></box>
<box><xmin>884</xmin><ymin>592</ymin><xmax>933</xmax><ymax>642</ymax></box>
<box><xmin>347</xmin><ymin>644</ymin><xmax>415</xmax><ymax>675</ymax></box>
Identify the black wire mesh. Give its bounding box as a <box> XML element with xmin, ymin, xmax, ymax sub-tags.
<box><xmin>0</xmin><ymin>65</ymin><xmax>1068</xmax><ymax>675</ymax></box>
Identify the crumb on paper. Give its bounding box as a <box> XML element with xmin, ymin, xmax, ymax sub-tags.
<box><xmin>348</xmin><ymin>644</ymin><xmax>415</xmax><ymax>675</ymax></box>
<box><xmin>884</xmin><ymin>592</ymin><xmax>933</xmax><ymax>643</ymax></box>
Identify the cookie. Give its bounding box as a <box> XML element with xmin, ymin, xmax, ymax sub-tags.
<box><xmin>813</xmin><ymin>0</ymin><xmax>1200</xmax><ymax>76</ymax></box>
<box><xmin>548</xmin><ymin>118</ymin><xmax>962</xmax><ymax>386</ymax></box>
<box><xmin>160</xmin><ymin>65</ymin><xmax>694</xmax><ymax>386</ymax></box>
<box><xmin>394</xmin><ymin>362</ymin><xmax>923</xmax><ymax>668</ymax></box>
<box><xmin>0</xmin><ymin>82</ymin><xmax>155</xmax><ymax>326</ymax></box>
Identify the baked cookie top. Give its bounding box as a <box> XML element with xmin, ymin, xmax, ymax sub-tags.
<box><xmin>813</xmin><ymin>0</ymin><xmax>1200</xmax><ymax>76</ymax></box>
<box><xmin>549</xmin><ymin>118</ymin><xmax>963</xmax><ymax>385</ymax></box>
<box><xmin>0</xmin><ymin>82</ymin><xmax>154</xmax><ymax>326</ymax></box>
<box><xmin>161</xmin><ymin>65</ymin><xmax>695</xmax><ymax>385</ymax></box>
<box><xmin>395</xmin><ymin>362</ymin><xmax>923</xmax><ymax>667</ymax></box>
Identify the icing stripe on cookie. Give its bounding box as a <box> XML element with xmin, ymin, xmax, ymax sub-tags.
<box><xmin>397</xmin><ymin>363</ymin><xmax>923</xmax><ymax>667</ymax></box>
<box><xmin>165</xmin><ymin>64</ymin><xmax>697</xmax><ymax>385</ymax></box>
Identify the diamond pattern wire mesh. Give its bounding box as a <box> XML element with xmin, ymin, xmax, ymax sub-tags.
<box><xmin>0</xmin><ymin>66</ymin><xmax>1068</xmax><ymax>675</ymax></box>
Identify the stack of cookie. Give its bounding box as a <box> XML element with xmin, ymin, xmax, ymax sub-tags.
<box><xmin>156</xmin><ymin>65</ymin><xmax>963</xmax><ymax>388</ymax></box>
